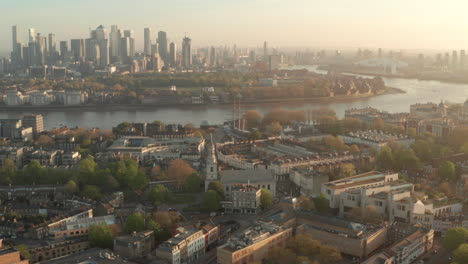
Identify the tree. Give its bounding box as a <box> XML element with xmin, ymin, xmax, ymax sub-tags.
<box><xmin>266</xmin><ymin>121</ymin><xmax>283</xmax><ymax>136</ymax></box>
<box><xmin>126</xmin><ymin>212</ymin><xmax>146</xmax><ymax>233</ymax></box>
<box><xmin>439</xmin><ymin>160</ymin><xmax>456</xmax><ymax>181</ymax></box>
<box><xmin>443</xmin><ymin>227</ymin><xmax>468</xmax><ymax>250</ymax></box>
<box><xmin>0</xmin><ymin>158</ymin><xmax>16</xmax><ymax>184</ymax></box>
<box><xmin>374</xmin><ymin>117</ymin><xmax>385</xmax><ymax>130</ymax></box>
<box><xmin>89</xmin><ymin>224</ymin><xmax>113</xmax><ymax>249</ymax></box>
<box><xmin>202</xmin><ymin>190</ymin><xmax>221</xmax><ymax>212</ymax></box>
<box><xmin>208</xmin><ymin>181</ymin><xmax>224</xmax><ymax>199</ymax></box>
<box><xmin>350</xmin><ymin>145</ymin><xmax>360</xmax><ymax>155</ymax></box>
<box><xmin>149</xmin><ymin>184</ymin><xmax>170</xmax><ymax>206</ymax></box>
<box><xmin>81</xmin><ymin>185</ymin><xmax>102</xmax><ymax>200</ymax></box>
<box><xmin>35</xmin><ymin>135</ymin><xmax>54</xmax><ymax>148</ymax></box>
<box><xmin>185</xmin><ymin>173</ymin><xmax>201</xmax><ymax>192</ymax></box>
<box><xmin>412</xmin><ymin>139</ymin><xmax>433</xmax><ymax>162</ymax></box>
<box><xmin>243</xmin><ymin>110</ymin><xmax>263</xmax><ymax>128</ymax></box>
<box><xmin>260</xmin><ymin>188</ymin><xmax>273</xmax><ymax>210</ymax></box>
<box><xmin>376</xmin><ymin>146</ymin><xmax>395</xmax><ymax>170</ymax></box>
<box><xmin>453</xmin><ymin>243</ymin><xmax>468</xmax><ymax>264</ymax></box>
<box><xmin>78</xmin><ymin>156</ymin><xmax>97</xmax><ymax>184</ymax></box>
<box><xmin>14</xmin><ymin>244</ymin><xmax>31</xmax><ymax>260</ymax></box>
<box><xmin>340</xmin><ymin>163</ymin><xmax>356</xmax><ymax>178</ymax></box>
<box><xmin>248</xmin><ymin>131</ymin><xmax>262</xmax><ymax>141</ymax></box>
<box><xmin>363</xmin><ymin>205</ymin><xmax>383</xmax><ymax>224</ymax></box>
<box><xmin>314</xmin><ymin>193</ymin><xmax>329</xmax><ymax>213</ymax></box>
<box><xmin>153</xmin><ymin>211</ymin><xmax>179</xmax><ymax>229</ymax></box>
<box><xmin>65</xmin><ymin>180</ymin><xmax>78</xmax><ymax>193</ymax></box>
<box><xmin>266</xmin><ymin>234</ymin><xmax>341</xmax><ymax>264</ymax></box>
<box><xmin>167</xmin><ymin>159</ymin><xmax>195</xmax><ymax>186</ymax></box>
<box><xmin>394</xmin><ymin>148</ymin><xmax>421</xmax><ymax>170</ymax></box>
<box><xmin>299</xmin><ymin>195</ymin><xmax>315</xmax><ymax>211</ymax></box>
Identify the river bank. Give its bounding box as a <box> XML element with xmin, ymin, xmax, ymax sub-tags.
<box><xmin>317</xmin><ymin>65</ymin><xmax>468</xmax><ymax>84</ymax></box>
<box><xmin>0</xmin><ymin>86</ymin><xmax>404</xmax><ymax>112</ymax></box>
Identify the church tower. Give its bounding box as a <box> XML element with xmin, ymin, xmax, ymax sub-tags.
<box><xmin>204</xmin><ymin>139</ymin><xmax>218</xmax><ymax>191</ymax></box>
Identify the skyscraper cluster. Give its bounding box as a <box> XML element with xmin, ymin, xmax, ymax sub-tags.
<box><xmin>10</xmin><ymin>26</ymin><xmax>58</xmax><ymax>70</ymax></box>
<box><xmin>4</xmin><ymin>24</ymin><xmax>273</xmax><ymax>76</ymax></box>
<box><xmin>7</xmin><ymin>24</ymin><xmax>194</xmax><ymax>74</ymax></box>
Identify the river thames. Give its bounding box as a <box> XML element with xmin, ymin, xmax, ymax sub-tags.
<box><xmin>1</xmin><ymin>65</ymin><xmax>468</xmax><ymax>130</ymax></box>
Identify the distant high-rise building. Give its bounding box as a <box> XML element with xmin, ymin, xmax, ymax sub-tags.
<box><xmin>60</xmin><ymin>41</ymin><xmax>68</xmax><ymax>58</ymax></box>
<box><xmin>48</xmin><ymin>33</ymin><xmax>56</xmax><ymax>55</ymax></box>
<box><xmin>182</xmin><ymin>37</ymin><xmax>192</xmax><ymax>69</ymax></box>
<box><xmin>70</xmin><ymin>39</ymin><xmax>86</xmax><ymax>61</ymax></box>
<box><xmin>249</xmin><ymin>50</ymin><xmax>256</xmax><ymax>63</ymax></box>
<box><xmin>36</xmin><ymin>33</ymin><xmax>46</xmax><ymax>65</ymax></box>
<box><xmin>120</xmin><ymin>37</ymin><xmax>131</xmax><ymax>59</ymax></box>
<box><xmin>28</xmin><ymin>28</ymin><xmax>36</xmax><ymax>43</ymax></box>
<box><xmin>47</xmin><ymin>33</ymin><xmax>57</xmax><ymax>65</ymax></box>
<box><xmin>460</xmin><ymin>50</ymin><xmax>466</xmax><ymax>73</ymax></box>
<box><xmin>158</xmin><ymin>31</ymin><xmax>168</xmax><ymax>62</ymax></box>
<box><xmin>169</xmin><ymin>42</ymin><xmax>176</xmax><ymax>66</ymax></box>
<box><xmin>444</xmin><ymin>52</ymin><xmax>450</xmax><ymax>67</ymax></box>
<box><xmin>12</xmin><ymin>25</ymin><xmax>18</xmax><ymax>52</ymax></box>
<box><xmin>378</xmin><ymin>48</ymin><xmax>382</xmax><ymax>57</ymax></box>
<box><xmin>151</xmin><ymin>43</ymin><xmax>158</xmax><ymax>56</ymax></box>
<box><xmin>452</xmin><ymin>50</ymin><xmax>458</xmax><ymax>72</ymax></box>
<box><xmin>123</xmin><ymin>30</ymin><xmax>135</xmax><ymax>57</ymax></box>
<box><xmin>210</xmin><ymin>46</ymin><xmax>216</xmax><ymax>66</ymax></box>
<box><xmin>144</xmin><ymin>28</ymin><xmax>152</xmax><ymax>56</ymax></box>
<box><xmin>109</xmin><ymin>25</ymin><xmax>121</xmax><ymax>60</ymax></box>
<box><xmin>263</xmin><ymin>41</ymin><xmax>268</xmax><ymax>58</ymax></box>
<box><xmin>88</xmin><ymin>25</ymin><xmax>109</xmax><ymax>67</ymax></box>
<box><xmin>95</xmin><ymin>25</ymin><xmax>106</xmax><ymax>41</ymax></box>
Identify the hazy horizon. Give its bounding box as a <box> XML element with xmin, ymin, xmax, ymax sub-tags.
<box><xmin>2</xmin><ymin>0</ymin><xmax>468</xmax><ymax>56</ymax></box>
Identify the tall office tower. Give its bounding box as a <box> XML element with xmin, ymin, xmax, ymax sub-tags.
<box><xmin>182</xmin><ymin>37</ymin><xmax>192</xmax><ymax>68</ymax></box>
<box><xmin>47</xmin><ymin>33</ymin><xmax>57</xmax><ymax>65</ymax></box>
<box><xmin>263</xmin><ymin>41</ymin><xmax>268</xmax><ymax>58</ymax></box>
<box><xmin>23</xmin><ymin>46</ymin><xmax>30</xmax><ymax>67</ymax></box>
<box><xmin>249</xmin><ymin>50</ymin><xmax>256</xmax><ymax>63</ymax></box>
<box><xmin>158</xmin><ymin>31</ymin><xmax>168</xmax><ymax>62</ymax></box>
<box><xmin>99</xmin><ymin>39</ymin><xmax>109</xmax><ymax>66</ymax></box>
<box><xmin>95</xmin><ymin>25</ymin><xmax>106</xmax><ymax>41</ymax></box>
<box><xmin>151</xmin><ymin>43</ymin><xmax>158</xmax><ymax>56</ymax></box>
<box><xmin>144</xmin><ymin>28</ymin><xmax>152</xmax><ymax>56</ymax></box>
<box><xmin>60</xmin><ymin>41</ymin><xmax>68</xmax><ymax>58</ymax></box>
<box><xmin>109</xmin><ymin>25</ymin><xmax>121</xmax><ymax>60</ymax></box>
<box><xmin>12</xmin><ymin>25</ymin><xmax>18</xmax><ymax>52</ymax></box>
<box><xmin>444</xmin><ymin>53</ymin><xmax>450</xmax><ymax>68</ymax></box>
<box><xmin>378</xmin><ymin>48</ymin><xmax>382</xmax><ymax>57</ymax></box>
<box><xmin>48</xmin><ymin>33</ymin><xmax>56</xmax><ymax>55</ymax></box>
<box><xmin>36</xmin><ymin>33</ymin><xmax>46</xmax><ymax>65</ymax></box>
<box><xmin>28</xmin><ymin>28</ymin><xmax>36</xmax><ymax>43</ymax></box>
<box><xmin>452</xmin><ymin>50</ymin><xmax>458</xmax><ymax>72</ymax></box>
<box><xmin>210</xmin><ymin>46</ymin><xmax>216</xmax><ymax>66</ymax></box>
<box><xmin>22</xmin><ymin>114</ymin><xmax>44</xmax><ymax>137</ymax></box>
<box><xmin>87</xmin><ymin>25</ymin><xmax>109</xmax><ymax>66</ymax></box>
<box><xmin>85</xmin><ymin>38</ymin><xmax>98</xmax><ymax>61</ymax></box>
<box><xmin>460</xmin><ymin>50</ymin><xmax>466</xmax><ymax>73</ymax></box>
<box><xmin>169</xmin><ymin>42</ymin><xmax>176</xmax><ymax>66</ymax></box>
<box><xmin>70</xmin><ymin>39</ymin><xmax>86</xmax><ymax>61</ymax></box>
<box><xmin>123</xmin><ymin>30</ymin><xmax>135</xmax><ymax>57</ymax></box>
<box><xmin>120</xmin><ymin>37</ymin><xmax>131</xmax><ymax>58</ymax></box>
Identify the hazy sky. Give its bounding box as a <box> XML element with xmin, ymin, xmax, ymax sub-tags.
<box><xmin>2</xmin><ymin>0</ymin><xmax>468</xmax><ymax>56</ymax></box>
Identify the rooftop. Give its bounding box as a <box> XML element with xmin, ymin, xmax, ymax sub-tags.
<box><xmin>324</xmin><ymin>171</ymin><xmax>396</xmax><ymax>189</ymax></box>
<box><xmin>42</xmin><ymin>248</ymin><xmax>138</xmax><ymax>264</ymax></box>
<box><xmin>221</xmin><ymin>222</ymin><xmax>285</xmax><ymax>252</ymax></box>
<box><xmin>297</xmin><ymin>212</ymin><xmax>385</xmax><ymax>240</ymax></box>
<box><xmin>115</xmin><ymin>230</ymin><xmax>153</xmax><ymax>244</ymax></box>
<box><xmin>220</xmin><ymin>169</ymin><xmax>275</xmax><ymax>184</ymax></box>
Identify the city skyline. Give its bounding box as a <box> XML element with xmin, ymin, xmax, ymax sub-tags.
<box><xmin>3</xmin><ymin>0</ymin><xmax>468</xmax><ymax>56</ymax></box>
